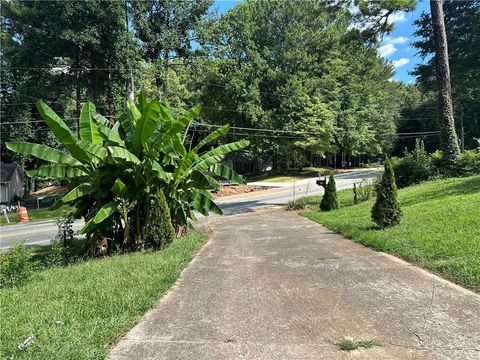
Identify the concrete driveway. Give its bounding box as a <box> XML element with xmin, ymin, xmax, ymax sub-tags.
<box><xmin>108</xmin><ymin>210</ymin><xmax>480</xmax><ymax>360</ymax></box>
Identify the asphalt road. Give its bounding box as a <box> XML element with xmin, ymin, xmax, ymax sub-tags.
<box><xmin>217</xmin><ymin>168</ymin><xmax>379</xmax><ymax>215</ymax></box>
<box><xmin>0</xmin><ymin>168</ymin><xmax>379</xmax><ymax>250</ymax></box>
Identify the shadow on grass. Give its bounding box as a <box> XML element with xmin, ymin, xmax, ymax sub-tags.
<box><xmin>400</xmin><ymin>176</ymin><xmax>480</xmax><ymax>207</ymax></box>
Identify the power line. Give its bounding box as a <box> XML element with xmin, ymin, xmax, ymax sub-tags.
<box><xmin>192</xmin><ymin>122</ymin><xmax>324</xmax><ymax>136</ymax></box>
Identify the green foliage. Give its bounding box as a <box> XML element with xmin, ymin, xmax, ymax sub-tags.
<box><xmin>200</xmin><ymin>0</ymin><xmax>404</xmax><ymax>168</ymax></box>
<box><xmin>286</xmin><ymin>197</ymin><xmax>308</xmax><ymax>211</ymax></box>
<box><xmin>456</xmin><ymin>150</ymin><xmax>480</xmax><ymax>176</ymax></box>
<box><xmin>337</xmin><ymin>337</ymin><xmax>381</xmax><ymax>351</ymax></box>
<box><xmin>145</xmin><ymin>191</ymin><xmax>175</xmax><ymax>250</ymax></box>
<box><xmin>0</xmin><ymin>242</ymin><xmax>34</xmax><ymax>288</ymax></box>
<box><xmin>353</xmin><ymin>179</ymin><xmax>374</xmax><ymax>204</ymax></box>
<box><xmin>413</xmin><ymin>1</ymin><xmax>480</xmax><ymax>151</ymax></box>
<box><xmin>6</xmin><ymin>93</ymin><xmax>249</xmax><ymax>251</ymax></box>
<box><xmin>355</xmin><ymin>0</ymin><xmax>416</xmax><ymax>40</ymax></box>
<box><xmin>320</xmin><ymin>173</ymin><xmax>339</xmax><ymax>211</ymax></box>
<box><xmin>393</xmin><ymin>139</ymin><xmax>434</xmax><ymax>188</ymax></box>
<box><xmin>371</xmin><ymin>158</ymin><xmax>402</xmax><ymax>228</ymax></box>
<box><xmin>1</xmin><ymin>0</ymin><xmax>420</xmax><ymax>178</ymax></box>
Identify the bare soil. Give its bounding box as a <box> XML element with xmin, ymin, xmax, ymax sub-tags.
<box><xmin>213</xmin><ymin>185</ymin><xmax>269</xmax><ymax>198</ymax></box>
<box><xmin>28</xmin><ymin>185</ymin><xmax>68</xmax><ymax>198</ymax></box>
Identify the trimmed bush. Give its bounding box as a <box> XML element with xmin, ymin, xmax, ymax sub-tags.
<box><xmin>145</xmin><ymin>190</ymin><xmax>176</xmax><ymax>250</ymax></box>
<box><xmin>456</xmin><ymin>150</ymin><xmax>480</xmax><ymax>175</ymax></box>
<box><xmin>393</xmin><ymin>139</ymin><xmax>433</xmax><ymax>188</ymax></box>
<box><xmin>320</xmin><ymin>173</ymin><xmax>339</xmax><ymax>211</ymax></box>
<box><xmin>371</xmin><ymin>157</ymin><xmax>402</xmax><ymax>228</ymax></box>
<box><xmin>0</xmin><ymin>242</ymin><xmax>34</xmax><ymax>288</ymax></box>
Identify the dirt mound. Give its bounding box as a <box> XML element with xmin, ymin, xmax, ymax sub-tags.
<box><xmin>214</xmin><ymin>185</ymin><xmax>269</xmax><ymax>198</ymax></box>
<box><xmin>29</xmin><ymin>185</ymin><xmax>68</xmax><ymax>198</ymax></box>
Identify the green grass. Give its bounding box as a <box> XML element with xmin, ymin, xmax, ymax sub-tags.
<box><xmin>301</xmin><ymin>175</ymin><xmax>480</xmax><ymax>292</ymax></box>
<box><xmin>336</xmin><ymin>338</ymin><xmax>381</xmax><ymax>351</ymax></box>
<box><xmin>0</xmin><ymin>206</ymin><xmax>70</xmax><ymax>226</ymax></box>
<box><xmin>0</xmin><ymin>232</ymin><xmax>206</xmax><ymax>359</ymax></box>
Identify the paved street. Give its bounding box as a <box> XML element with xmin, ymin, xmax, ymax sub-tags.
<box><xmin>217</xmin><ymin>168</ymin><xmax>379</xmax><ymax>215</ymax></box>
<box><xmin>108</xmin><ymin>210</ymin><xmax>480</xmax><ymax>360</ymax></box>
<box><xmin>0</xmin><ymin>220</ymin><xmax>84</xmax><ymax>250</ymax></box>
<box><xmin>0</xmin><ymin>169</ymin><xmax>379</xmax><ymax>250</ymax></box>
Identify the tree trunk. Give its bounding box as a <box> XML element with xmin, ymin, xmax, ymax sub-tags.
<box><xmin>430</xmin><ymin>0</ymin><xmax>459</xmax><ymax>165</ymax></box>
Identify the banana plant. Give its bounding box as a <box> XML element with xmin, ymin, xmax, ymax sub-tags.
<box><xmin>6</xmin><ymin>92</ymin><xmax>250</xmax><ymax>249</ymax></box>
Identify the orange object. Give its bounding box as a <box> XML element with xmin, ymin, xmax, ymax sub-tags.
<box><xmin>17</xmin><ymin>206</ymin><xmax>29</xmax><ymax>223</ymax></box>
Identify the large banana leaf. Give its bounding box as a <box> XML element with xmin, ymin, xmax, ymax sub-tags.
<box><xmin>36</xmin><ymin>101</ymin><xmax>92</xmax><ymax>164</ymax></box>
<box><xmin>6</xmin><ymin>142</ymin><xmax>82</xmax><ymax>166</ymax></box>
<box><xmin>164</xmin><ymin>105</ymin><xmax>199</xmax><ymax>138</ymax></box>
<box><xmin>148</xmin><ymin>159</ymin><xmax>171</xmax><ymax>182</ymax></box>
<box><xmin>99</xmin><ymin>122</ymin><xmax>124</xmax><ymax>146</ymax></box>
<box><xmin>79</xmin><ymin>202</ymin><xmax>118</xmax><ymax>234</ymax></box>
<box><xmin>191</xmin><ymin>189</ymin><xmax>222</xmax><ymax>216</ymax></box>
<box><xmin>92</xmin><ymin>202</ymin><xmax>117</xmax><ymax>224</ymax></box>
<box><xmin>77</xmin><ymin>141</ymin><xmax>108</xmax><ymax>161</ymax></box>
<box><xmin>187</xmin><ymin>171</ymin><xmax>213</xmax><ymax>190</ymax></box>
<box><xmin>79</xmin><ymin>102</ymin><xmax>102</xmax><ymax>144</ymax></box>
<box><xmin>173</xmin><ymin>151</ymin><xmax>197</xmax><ymax>181</ymax></box>
<box><xmin>92</xmin><ymin>112</ymin><xmax>112</xmax><ymax>128</ymax></box>
<box><xmin>193</xmin><ymin>124</ymin><xmax>230</xmax><ymax>152</ymax></box>
<box><xmin>194</xmin><ymin>140</ymin><xmax>250</xmax><ymax>172</ymax></box>
<box><xmin>80</xmin><ymin>201</ymin><xmax>117</xmax><ymax>234</ymax></box>
<box><xmin>208</xmin><ymin>164</ymin><xmax>246</xmax><ymax>185</ymax></box>
<box><xmin>111</xmin><ymin>178</ymin><xmax>127</xmax><ymax>197</ymax></box>
<box><xmin>36</xmin><ymin>100</ymin><xmax>77</xmax><ymax>146</ymax></box>
<box><xmin>118</xmin><ymin>109</ymin><xmax>134</xmax><ymax>138</ymax></box>
<box><xmin>26</xmin><ymin>165</ymin><xmax>87</xmax><ymax>179</ymax></box>
<box><xmin>62</xmin><ymin>183</ymin><xmax>95</xmax><ymax>202</ymax></box>
<box><xmin>132</xmin><ymin>99</ymin><xmax>161</xmax><ymax>154</ymax></box>
<box><xmin>170</xmin><ymin>135</ymin><xmax>187</xmax><ymax>157</ymax></box>
<box><xmin>108</xmin><ymin>146</ymin><xmax>140</xmax><ymax>164</ymax></box>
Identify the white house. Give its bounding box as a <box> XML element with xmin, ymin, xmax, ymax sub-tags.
<box><xmin>0</xmin><ymin>163</ymin><xmax>24</xmax><ymax>203</ymax></box>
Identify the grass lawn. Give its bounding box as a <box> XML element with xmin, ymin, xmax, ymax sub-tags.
<box><xmin>301</xmin><ymin>175</ymin><xmax>480</xmax><ymax>292</ymax></box>
<box><xmin>0</xmin><ymin>232</ymin><xmax>206</xmax><ymax>359</ymax></box>
<box><xmin>0</xmin><ymin>206</ymin><xmax>70</xmax><ymax>226</ymax></box>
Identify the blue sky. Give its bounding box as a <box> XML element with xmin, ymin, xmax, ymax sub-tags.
<box><xmin>211</xmin><ymin>0</ymin><xmax>430</xmax><ymax>83</ymax></box>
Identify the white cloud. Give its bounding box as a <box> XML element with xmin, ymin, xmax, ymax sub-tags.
<box><xmin>388</xmin><ymin>11</ymin><xmax>407</xmax><ymax>24</ymax></box>
<box><xmin>392</xmin><ymin>58</ymin><xmax>410</xmax><ymax>68</ymax></box>
<box><xmin>385</xmin><ymin>36</ymin><xmax>409</xmax><ymax>45</ymax></box>
<box><xmin>379</xmin><ymin>43</ymin><xmax>397</xmax><ymax>57</ymax></box>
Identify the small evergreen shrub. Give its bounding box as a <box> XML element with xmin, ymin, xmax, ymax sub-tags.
<box><xmin>320</xmin><ymin>173</ymin><xmax>339</xmax><ymax>211</ymax></box>
<box><xmin>371</xmin><ymin>157</ymin><xmax>402</xmax><ymax>228</ymax></box>
<box><xmin>145</xmin><ymin>190</ymin><xmax>176</xmax><ymax>250</ymax></box>
<box><xmin>0</xmin><ymin>242</ymin><xmax>34</xmax><ymax>288</ymax></box>
<box><xmin>393</xmin><ymin>139</ymin><xmax>433</xmax><ymax>188</ymax></box>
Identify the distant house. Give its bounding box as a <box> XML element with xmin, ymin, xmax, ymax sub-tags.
<box><xmin>0</xmin><ymin>163</ymin><xmax>24</xmax><ymax>203</ymax></box>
